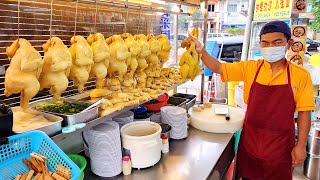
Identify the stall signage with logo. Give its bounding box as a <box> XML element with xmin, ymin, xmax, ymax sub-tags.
<box><xmin>160</xmin><ymin>13</ymin><xmax>170</xmax><ymax>39</ymax></box>
<box><xmin>254</xmin><ymin>0</ymin><xmax>292</xmax><ymax>20</ymax></box>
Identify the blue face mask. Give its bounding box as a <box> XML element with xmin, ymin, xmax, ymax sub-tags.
<box><xmin>260</xmin><ymin>44</ymin><xmax>288</xmax><ymax>63</ymax></box>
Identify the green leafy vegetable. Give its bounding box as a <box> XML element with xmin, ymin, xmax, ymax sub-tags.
<box><xmin>36</xmin><ymin>102</ymin><xmax>89</xmax><ymax>115</ymax></box>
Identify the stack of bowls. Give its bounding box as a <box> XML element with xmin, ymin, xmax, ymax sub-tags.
<box><xmin>113</xmin><ymin>111</ymin><xmax>134</xmax><ymax>128</ymax></box>
<box><xmin>84</xmin><ymin>121</ymin><xmax>122</xmax><ymax>177</ymax></box>
<box><xmin>160</xmin><ymin>106</ymin><xmax>188</xmax><ymax>139</ymax></box>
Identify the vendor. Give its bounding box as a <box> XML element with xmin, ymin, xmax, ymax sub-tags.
<box><xmin>189</xmin><ymin>20</ymin><xmax>316</xmax><ymax>179</ymax></box>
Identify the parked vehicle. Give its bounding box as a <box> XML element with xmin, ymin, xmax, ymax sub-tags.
<box><xmin>306</xmin><ymin>38</ymin><xmax>320</xmax><ymax>52</ymax></box>
<box><xmin>207</xmin><ymin>33</ymin><xmax>244</xmax><ymax>45</ymax></box>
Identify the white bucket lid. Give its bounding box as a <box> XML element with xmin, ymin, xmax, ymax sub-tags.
<box><xmin>121</xmin><ymin>121</ymin><xmax>161</xmax><ymax>140</ymax></box>
<box><xmin>160</xmin><ymin>106</ymin><xmax>186</xmax><ymax>115</ymax></box>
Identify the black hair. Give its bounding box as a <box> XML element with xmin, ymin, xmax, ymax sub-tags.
<box><xmin>284</xmin><ymin>34</ymin><xmax>291</xmax><ymax>42</ymax></box>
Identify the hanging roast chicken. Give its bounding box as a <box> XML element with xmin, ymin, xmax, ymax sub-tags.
<box><xmin>5</xmin><ymin>38</ymin><xmax>43</xmax><ymax>110</ymax></box>
<box><xmin>39</xmin><ymin>37</ymin><xmax>72</xmax><ymax>102</ymax></box>
<box><xmin>69</xmin><ymin>35</ymin><xmax>94</xmax><ymax>92</ymax></box>
<box><xmin>87</xmin><ymin>33</ymin><xmax>110</xmax><ymax>88</ymax></box>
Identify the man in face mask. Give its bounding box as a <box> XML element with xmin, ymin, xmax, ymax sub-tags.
<box><xmin>189</xmin><ymin>20</ymin><xmax>315</xmax><ymax>179</ymax></box>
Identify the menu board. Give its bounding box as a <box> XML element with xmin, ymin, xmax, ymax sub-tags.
<box><xmin>254</xmin><ymin>0</ymin><xmax>292</xmax><ymax>20</ymax></box>
<box><xmin>287</xmin><ymin>25</ymin><xmax>307</xmax><ymax>65</ymax></box>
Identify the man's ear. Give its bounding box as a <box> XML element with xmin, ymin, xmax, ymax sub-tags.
<box><xmin>288</xmin><ymin>39</ymin><xmax>294</xmax><ymax>49</ymax></box>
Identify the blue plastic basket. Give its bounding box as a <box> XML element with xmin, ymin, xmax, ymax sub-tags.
<box><xmin>0</xmin><ymin>131</ymin><xmax>80</xmax><ymax>180</ymax></box>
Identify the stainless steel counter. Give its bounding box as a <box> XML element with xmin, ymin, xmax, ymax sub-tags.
<box><xmin>83</xmin><ymin>127</ymin><xmax>235</xmax><ymax>180</ymax></box>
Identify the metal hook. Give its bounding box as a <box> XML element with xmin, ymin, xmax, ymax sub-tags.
<box><xmin>49</xmin><ymin>0</ymin><xmax>53</xmax><ymax>40</ymax></box>
<box><xmin>17</xmin><ymin>0</ymin><xmax>20</xmax><ymax>41</ymax></box>
<box><xmin>73</xmin><ymin>0</ymin><xmax>79</xmax><ymax>38</ymax></box>
<box><xmin>94</xmin><ymin>0</ymin><xmax>98</xmax><ymax>37</ymax></box>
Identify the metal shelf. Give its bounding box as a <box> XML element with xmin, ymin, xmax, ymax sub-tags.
<box><xmin>50</xmin><ymin>79</ymin><xmax>194</xmax><ymax>143</ymax></box>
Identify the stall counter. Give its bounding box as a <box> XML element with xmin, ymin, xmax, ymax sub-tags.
<box><xmin>83</xmin><ymin>127</ymin><xmax>235</xmax><ymax>180</ymax></box>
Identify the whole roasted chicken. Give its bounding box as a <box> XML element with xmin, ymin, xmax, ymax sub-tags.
<box><xmin>87</xmin><ymin>33</ymin><xmax>110</xmax><ymax>88</ymax></box>
<box><xmin>156</xmin><ymin>34</ymin><xmax>172</xmax><ymax>67</ymax></box>
<box><xmin>121</xmin><ymin>33</ymin><xmax>141</xmax><ymax>79</ymax></box>
<box><xmin>106</xmin><ymin>35</ymin><xmax>131</xmax><ymax>82</ymax></box>
<box><xmin>145</xmin><ymin>34</ymin><xmax>161</xmax><ymax>77</ymax></box>
<box><xmin>40</xmin><ymin>37</ymin><xmax>72</xmax><ymax>102</ymax></box>
<box><xmin>5</xmin><ymin>38</ymin><xmax>43</xmax><ymax>110</ymax></box>
<box><xmin>134</xmin><ymin>34</ymin><xmax>151</xmax><ymax>72</ymax></box>
<box><xmin>69</xmin><ymin>35</ymin><xmax>94</xmax><ymax>92</ymax></box>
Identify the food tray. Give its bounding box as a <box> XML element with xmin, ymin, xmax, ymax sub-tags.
<box><xmin>167</xmin><ymin>97</ymin><xmax>189</xmax><ymax>110</ymax></box>
<box><xmin>172</xmin><ymin>93</ymin><xmax>197</xmax><ymax>110</ymax></box>
<box><xmin>29</xmin><ymin>98</ymin><xmax>98</xmax><ymax>126</ymax></box>
<box><xmin>209</xmin><ymin>98</ymin><xmax>227</xmax><ymax>105</ymax></box>
<box><xmin>0</xmin><ymin>130</ymin><xmax>80</xmax><ymax>180</ymax></box>
<box><xmin>12</xmin><ymin>107</ymin><xmax>63</xmax><ymax>137</ymax></box>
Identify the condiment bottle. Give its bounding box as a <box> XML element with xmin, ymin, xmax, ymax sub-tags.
<box><xmin>122</xmin><ymin>156</ymin><xmax>132</xmax><ymax>175</ymax></box>
<box><xmin>161</xmin><ymin>135</ymin><xmax>169</xmax><ymax>153</ymax></box>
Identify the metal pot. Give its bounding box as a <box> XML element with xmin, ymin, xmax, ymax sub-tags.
<box><xmin>307</xmin><ymin>121</ymin><xmax>320</xmax><ymax>155</ymax></box>
<box><xmin>159</xmin><ymin>123</ymin><xmax>172</xmax><ymax>139</ymax></box>
<box><xmin>0</xmin><ymin>104</ymin><xmax>13</xmax><ymax>137</ymax></box>
<box><xmin>304</xmin><ymin>153</ymin><xmax>320</xmax><ymax>180</ymax></box>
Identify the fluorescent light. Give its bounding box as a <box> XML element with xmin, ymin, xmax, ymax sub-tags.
<box><xmin>148</xmin><ymin>0</ymin><xmax>166</xmax><ymax>5</ymax></box>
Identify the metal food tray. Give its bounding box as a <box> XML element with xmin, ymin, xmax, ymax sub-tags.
<box><xmin>172</xmin><ymin>93</ymin><xmax>197</xmax><ymax>110</ymax></box>
<box><xmin>209</xmin><ymin>98</ymin><xmax>227</xmax><ymax>105</ymax></box>
<box><xmin>167</xmin><ymin>97</ymin><xmax>189</xmax><ymax>110</ymax></box>
<box><xmin>29</xmin><ymin>98</ymin><xmax>98</xmax><ymax>126</ymax></box>
<box><xmin>12</xmin><ymin>107</ymin><xmax>63</xmax><ymax>137</ymax></box>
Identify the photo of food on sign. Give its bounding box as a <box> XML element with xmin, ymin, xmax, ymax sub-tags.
<box><xmin>296</xmin><ymin>0</ymin><xmax>306</xmax><ymax>10</ymax></box>
<box><xmin>293</xmin><ymin>26</ymin><xmax>306</xmax><ymax>38</ymax></box>
<box><xmin>290</xmin><ymin>55</ymin><xmax>303</xmax><ymax>65</ymax></box>
<box><xmin>291</xmin><ymin>41</ymin><xmax>304</xmax><ymax>52</ymax></box>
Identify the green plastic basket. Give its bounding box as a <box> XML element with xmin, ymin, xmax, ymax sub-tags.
<box><xmin>67</xmin><ymin>154</ymin><xmax>87</xmax><ymax>180</ymax></box>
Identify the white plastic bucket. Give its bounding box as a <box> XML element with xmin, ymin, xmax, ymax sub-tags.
<box><xmin>121</xmin><ymin>121</ymin><xmax>162</xmax><ymax>168</ymax></box>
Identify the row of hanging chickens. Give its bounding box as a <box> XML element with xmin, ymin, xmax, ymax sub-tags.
<box><xmin>4</xmin><ymin>33</ymin><xmax>172</xmax><ymax>110</ymax></box>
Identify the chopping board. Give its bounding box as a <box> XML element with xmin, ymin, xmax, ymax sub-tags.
<box><xmin>188</xmin><ymin>104</ymin><xmax>246</xmax><ymax>133</ymax></box>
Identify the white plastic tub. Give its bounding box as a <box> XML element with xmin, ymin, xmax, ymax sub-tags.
<box><xmin>121</xmin><ymin>121</ymin><xmax>162</xmax><ymax>169</ymax></box>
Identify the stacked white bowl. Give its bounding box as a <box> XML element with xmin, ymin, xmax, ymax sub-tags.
<box><xmin>113</xmin><ymin>111</ymin><xmax>134</xmax><ymax>128</ymax></box>
<box><xmin>160</xmin><ymin>106</ymin><xmax>188</xmax><ymax>139</ymax></box>
<box><xmin>85</xmin><ymin>121</ymin><xmax>122</xmax><ymax>177</ymax></box>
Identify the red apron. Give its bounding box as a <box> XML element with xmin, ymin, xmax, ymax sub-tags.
<box><xmin>237</xmin><ymin>62</ymin><xmax>295</xmax><ymax>180</ymax></box>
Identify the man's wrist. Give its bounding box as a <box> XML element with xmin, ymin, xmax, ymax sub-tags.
<box><xmin>296</xmin><ymin>141</ymin><xmax>307</xmax><ymax>148</ymax></box>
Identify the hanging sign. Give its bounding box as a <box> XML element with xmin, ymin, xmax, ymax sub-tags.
<box><xmin>287</xmin><ymin>25</ymin><xmax>307</xmax><ymax>65</ymax></box>
<box><xmin>254</xmin><ymin>0</ymin><xmax>292</xmax><ymax>20</ymax></box>
<box><xmin>160</xmin><ymin>13</ymin><xmax>170</xmax><ymax>38</ymax></box>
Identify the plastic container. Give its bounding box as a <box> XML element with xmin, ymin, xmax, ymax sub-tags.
<box><xmin>68</xmin><ymin>154</ymin><xmax>87</xmax><ymax>180</ymax></box>
<box><xmin>144</xmin><ymin>93</ymin><xmax>169</xmax><ymax>113</ymax></box>
<box><xmin>121</xmin><ymin>121</ymin><xmax>162</xmax><ymax>168</ymax></box>
<box><xmin>167</xmin><ymin>97</ymin><xmax>189</xmax><ymax>110</ymax></box>
<box><xmin>0</xmin><ymin>130</ymin><xmax>80</xmax><ymax>180</ymax></box>
<box><xmin>172</xmin><ymin>93</ymin><xmax>197</xmax><ymax>110</ymax></box>
<box><xmin>122</xmin><ymin>156</ymin><xmax>132</xmax><ymax>175</ymax></box>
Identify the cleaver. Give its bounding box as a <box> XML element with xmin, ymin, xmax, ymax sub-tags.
<box><xmin>214</xmin><ymin>107</ymin><xmax>230</xmax><ymax>120</ymax></box>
